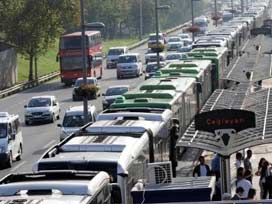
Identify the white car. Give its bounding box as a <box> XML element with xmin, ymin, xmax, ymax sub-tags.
<box><xmin>106</xmin><ymin>47</ymin><xmax>128</xmax><ymax>69</ymax></box>
<box><xmin>145</xmin><ymin>52</ymin><xmax>166</xmax><ymax>64</ymax></box>
<box><xmin>24</xmin><ymin>95</ymin><xmax>60</xmax><ymax>125</ymax></box>
<box><xmin>117</xmin><ymin>53</ymin><xmax>143</xmax><ymax>79</ymax></box>
<box><xmin>0</xmin><ymin>112</ymin><xmax>23</xmax><ymax>168</ymax></box>
<box><xmin>167</xmin><ymin>37</ymin><xmax>184</xmax><ymax>52</ymax></box>
<box><xmin>58</xmin><ymin>105</ymin><xmax>97</xmax><ymax>141</ymax></box>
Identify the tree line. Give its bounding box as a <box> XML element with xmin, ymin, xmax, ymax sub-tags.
<box><xmin>0</xmin><ymin>0</ymin><xmax>208</xmax><ymax>81</ymax></box>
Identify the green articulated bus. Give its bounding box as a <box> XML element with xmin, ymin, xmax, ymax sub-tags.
<box><xmin>185</xmin><ymin>47</ymin><xmax>229</xmax><ymax>91</ymax></box>
<box><xmin>110</xmin><ymin>77</ymin><xmax>198</xmax><ymax>135</ymax></box>
<box><xmin>159</xmin><ymin>60</ymin><xmax>213</xmax><ymax>108</ymax></box>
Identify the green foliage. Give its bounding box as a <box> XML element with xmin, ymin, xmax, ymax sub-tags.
<box><xmin>0</xmin><ymin>0</ymin><xmax>80</xmax><ymax>80</ymax></box>
<box><xmin>76</xmin><ymin>84</ymin><xmax>99</xmax><ymax>99</ymax></box>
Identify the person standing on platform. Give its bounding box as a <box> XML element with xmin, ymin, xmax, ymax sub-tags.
<box><xmin>193</xmin><ymin>156</ymin><xmax>211</xmax><ymax>177</ymax></box>
<box><xmin>244</xmin><ymin>149</ymin><xmax>253</xmax><ymax>183</ymax></box>
<box><xmin>236</xmin><ymin>169</ymin><xmax>252</xmax><ymax>199</ymax></box>
<box><xmin>261</xmin><ymin>161</ymin><xmax>272</xmax><ymax>199</ymax></box>
<box><xmin>255</xmin><ymin>158</ymin><xmax>266</xmax><ymax>198</ymax></box>
<box><xmin>211</xmin><ymin>153</ymin><xmax>221</xmax><ymax>180</ymax></box>
<box><xmin>235</xmin><ymin>152</ymin><xmax>243</xmax><ymax>169</ymax></box>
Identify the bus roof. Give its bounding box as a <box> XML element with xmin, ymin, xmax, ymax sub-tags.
<box><xmin>110</xmin><ymin>97</ymin><xmax>174</xmax><ymax>109</ymax></box>
<box><xmin>61</xmin><ymin>31</ymin><xmax>100</xmax><ymax>38</ymax></box>
<box><xmin>136</xmin><ymin>77</ymin><xmax>196</xmax><ymax>92</ymax></box>
<box><xmin>0</xmin><ymin>171</ymin><xmax>109</xmax><ymax>198</ymax></box>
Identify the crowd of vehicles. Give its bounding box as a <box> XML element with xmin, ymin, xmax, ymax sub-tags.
<box><xmin>0</xmin><ymin>0</ymin><xmax>270</xmax><ymax>203</ymax></box>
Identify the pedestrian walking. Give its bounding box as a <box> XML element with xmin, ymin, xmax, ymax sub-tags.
<box><xmin>193</xmin><ymin>156</ymin><xmax>211</xmax><ymax>177</ymax></box>
<box><xmin>231</xmin><ymin>187</ymin><xmax>244</xmax><ymax>200</ymax></box>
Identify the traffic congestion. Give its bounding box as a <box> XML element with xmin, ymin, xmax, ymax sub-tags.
<box><xmin>0</xmin><ymin>0</ymin><xmax>271</xmax><ymax>203</ymax></box>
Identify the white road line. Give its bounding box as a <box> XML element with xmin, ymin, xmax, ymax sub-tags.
<box><xmin>11</xmin><ymin>161</ymin><xmax>26</xmax><ymax>172</ymax></box>
<box><xmin>43</xmin><ymin>140</ymin><xmax>56</xmax><ymax>149</ymax></box>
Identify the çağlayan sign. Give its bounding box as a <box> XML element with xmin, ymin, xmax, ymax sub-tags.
<box><xmin>195</xmin><ymin>109</ymin><xmax>256</xmax><ymax>133</ymax></box>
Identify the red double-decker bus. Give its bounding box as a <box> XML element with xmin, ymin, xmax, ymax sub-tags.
<box><xmin>58</xmin><ymin>31</ymin><xmax>103</xmax><ymax>85</ymax></box>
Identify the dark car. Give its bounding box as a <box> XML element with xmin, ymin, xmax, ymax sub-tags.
<box><xmin>102</xmin><ymin>85</ymin><xmax>129</xmax><ymax>110</ymax></box>
<box><xmin>144</xmin><ymin>62</ymin><xmax>166</xmax><ymax>80</ymax></box>
<box><xmin>72</xmin><ymin>77</ymin><xmax>100</xmax><ymax>101</ymax></box>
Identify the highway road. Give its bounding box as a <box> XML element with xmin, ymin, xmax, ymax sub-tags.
<box><xmin>0</xmin><ymin>18</ymin><xmax>215</xmax><ymax>178</ymax></box>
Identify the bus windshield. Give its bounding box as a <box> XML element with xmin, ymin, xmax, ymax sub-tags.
<box><xmin>60</xmin><ymin>36</ymin><xmax>88</xmax><ymax>49</ymax></box>
<box><xmin>0</xmin><ymin>123</ymin><xmax>7</xmax><ymax>138</ymax></box>
<box><xmin>61</xmin><ymin>56</ymin><xmax>88</xmax><ymax>70</ymax></box>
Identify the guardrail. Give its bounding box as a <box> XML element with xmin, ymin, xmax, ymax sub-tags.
<box><xmin>0</xmin><ymin>21</ymin><xmax>191</xmax><ymax>99</ymax></box>
<box><xmin>0</xmin><ymin>71</ymin><xmax>59</xmax><ymax>99</ymax></box>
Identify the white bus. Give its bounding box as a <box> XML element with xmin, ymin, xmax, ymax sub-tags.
<box><xmin>0</xmin><ymin>170</ymin><xmax>114</xmax><ymax>204</ymax></box>
<box><xmin>33</xmin><ymin>120</ymin><xmax>171</xmax><ymax>204</ymax></box>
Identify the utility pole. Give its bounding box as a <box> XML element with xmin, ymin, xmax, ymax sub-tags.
<box><xmin>241</xmin><ymin>0</ymin><xmax>244</xmax><ymax>13</ymax></box>
<box><xmin>231</xmin><ymin>0</ymin><xmax>234</xmax><ymax>18</ymax></box>
<box><xmin>155</xmin><ymin>0</ymin><xmax>160</xmax><ymax>72</ymax></box>
<box><xmin>80</xmin><ymin>0</ymin><xmax>89</xmax><ymax>124</ymax></box>
<box><xmin>214</xmin><ymin>0</ymin><xmax>217</xmax><ymax>27</ymax></box>
<box><xmin>139</xmin><ymin>0</ymin><xmax>143</xmax><ymax>40</ymax></box>
<box><xmin>191</xmin><ymin>0</ymin><xmax>195</xmax><ymax>41</ymax></box>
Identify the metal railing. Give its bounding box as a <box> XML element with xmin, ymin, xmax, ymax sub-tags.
<box><xmin>0</xmin><ymin>71</ymin><xmax>59</xmax><ymax>99</ymax></box>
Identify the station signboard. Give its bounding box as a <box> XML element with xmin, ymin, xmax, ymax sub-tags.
<box><xmin>195</xmin><ymin>109</ymin><xmax>255</xmax><ymax>133</ymax></box>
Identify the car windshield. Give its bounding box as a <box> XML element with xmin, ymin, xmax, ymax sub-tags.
<box><xmin>75</xmin><ymin>79</ymin><xmax>95</xmax><ymax>87</ymax></box>
<box><xmin>106</xmin><ymin>87</ymin><xmax>128</xmax><ymax>96</ymax></box>
<box><xmin>28</xmin><ymin>98</ymin><xmax>51</xmax><ymax>107</ymax></box>
<box><xmin>179</xmin><ymin>34</ymin><xmax>189</xmax><ymax>39</ymax></box>
<box><xmin>166</xmin><ymin>54</ymin><xmax>181</xmax><ymax>60</ymax></box>
<box><xmin>0</xmin><ymin>123</ymin><xmax>7</xmax><ymax>138</ymax></box>
<box><xmin>149</xmin><ymin>35</ymin><xmax>163</xmax><ymax>41</ymax></box>
<box><xmin>63</xmin><ymin>115</ymin><xmax>85</xmax><ymax>127</ymax></box>
<box><xmin>118</xmin><ymin>56</ymin><xmax>137</xmax><ymax>63</ymax></box>
<box><xmin>168</xmin><ymin>38</ymin><xmax>181</xmax><ymax>42</ymax></box>
<box><xmin>146</xmin><ymin>64</ymin><xmax>159</xmax><ymax>72</ymax></box>
<box><xmin>108</xmin><ymin>49</ymin><xmax>124</xmax><ymax>56</ymax></box>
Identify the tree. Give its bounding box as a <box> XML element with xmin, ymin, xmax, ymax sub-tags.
<box><xmin>0</xmin><ymin>0</ymin><xmax>79</xmax><ymax>81</ymax></box>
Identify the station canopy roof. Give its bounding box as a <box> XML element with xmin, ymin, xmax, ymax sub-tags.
<box><xmin>223</xmin><ymin>35</ymin><xmax>272</xmax><ymax>83</ymax></box>
<box><xmin>177</xmin><ymin>85</ymin><xmax>272</xmax><ymax>156</ymax></box>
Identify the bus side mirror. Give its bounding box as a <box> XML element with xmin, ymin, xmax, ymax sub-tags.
<box><xmin>196</xmin><ymin>82</ymin><xmax>202</xmax><ymax>93</ymax></box>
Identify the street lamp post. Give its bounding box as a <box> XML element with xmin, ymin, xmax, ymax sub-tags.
<box><xmin>80</xmin><ymin>0</ymin><xmax>105</xmax><ymax>124</ymax></box>
<box><xmin>214</xmin><ymin>0</ymin><xmax>218</xmax><ymax>27</ymax></box>
<box><xmin>80</xmin><ymin>0</ymin><xmax>89</xmax><ymax>124</ymax></box>
<box><xmin>155</xmin><ymin>0</ymin><xmax>170</xmax><ymax>70</ymax></box>
<box><xmin>139</xmin><ymin>0</ymin><xmax>143</xmax><ymax>40</ymax></box>
<box><xmin>191</xmin><ymin>0</ymin><xmax>195</xmax><ymax>41</ymax></box>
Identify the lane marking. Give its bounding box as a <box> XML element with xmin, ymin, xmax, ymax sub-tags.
<box><xmin>11</xmin><ymin>161</ymin><xmax>26</xmax><ymax>172</ymax></box>
<box><xmin>43</xmin><ymin>140</ymin><xmax>56</xmax><ymax>149</ymax></box>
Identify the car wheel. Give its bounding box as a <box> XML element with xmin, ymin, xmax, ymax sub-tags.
<box><xmin>6</xmin><ymin>152</ymin><xmax>12</xmax><ymax>168</ymax></box>
<box><xmin>72</xmin><ymin>95</ymin><xmax>77</xmax><ymax>101</ymax></box>
<box><xmin>50</xmin><ymin>114</ymin><xmax>55</xmax><ymax>123</ymax></box>
<box><xmin>25</xmin><ymin>120</ymin><xmax>29</xmax><ymax>126</ymax></box>
<box><xmin>57</xmin><ymin>114</ymin><xmax>60</xmax><ymax>120</ymax></box>
<box><xmin>117</xmin><ymin>75</ymin><xmax>121</xmax><ymax>79</ymax></box>
<box><xmin>16</xmin><ymin>144</ymin><xmax>23</xmax><ymax>161</ymax></box>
